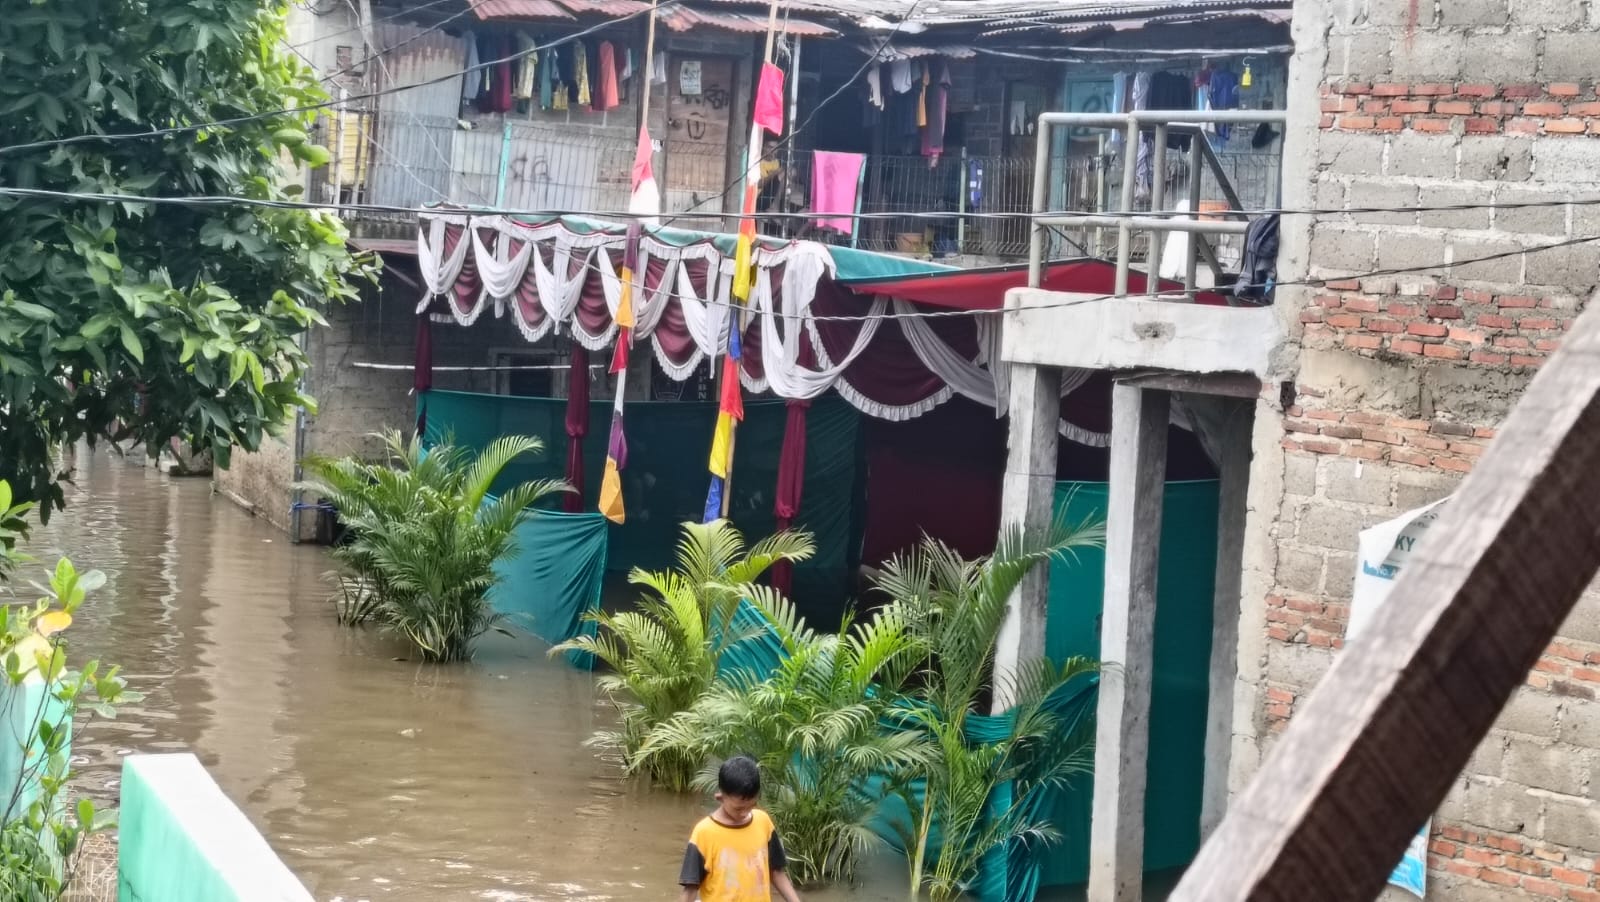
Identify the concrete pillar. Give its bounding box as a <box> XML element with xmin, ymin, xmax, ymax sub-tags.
<box><xmin>993</xmin><ymin>364</ymin><xmax>1062</xmax><ymax>713</ymax></box>
<box><xmin>1200</xmin><ymin>398</ymin><xmax>1256</xmax><ymax>838</ymax></box>
<box><xmin>1088</xmin><ymin>384</ymin><xmax>1170</xmax><ymax>902</ymax></box>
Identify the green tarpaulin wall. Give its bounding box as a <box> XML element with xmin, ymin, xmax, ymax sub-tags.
<box><xmin>718</xmin><ymin>480</ymin><xmax>1220</xmax><ymax>901</ymax></box>
<box><xmin>420</xmin><ymin>390</ymin><xmax>863</xmax><ymax>608</ymax></box>
<box><xmin>1039</xmin><ymin>480</ymin><xmax>1220</xmax><ymax>886</ymax></box>
<box><xmin>488</xmin><ymin>510</ymin><xmax>609</xmax><ymax>668</ymax></box>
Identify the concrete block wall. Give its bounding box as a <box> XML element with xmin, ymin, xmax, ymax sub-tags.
<box><xmin>1239</xmin><ymin>0</ymin><xmax>1600</xmax><ymax>897</ymax></box>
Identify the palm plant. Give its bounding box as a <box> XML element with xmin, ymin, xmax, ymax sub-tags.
<box><xmin>876</xmin><ymin>511</ymin><xmax>1106</xmax><ymax>901</ymax></box>
<box><xmin>298</xmin><ymin>430</ymin><xmax>568</xmax><ymax>662</ymax></box>
<box><xmin>640</xmin><ymin>590</ymin><xmax>934</xmax><ymax>885</ymax></box>
<box><xmin>553</xmin><ymin>520</ymin><xmax>815</xmax><ymax>790</ymax></box>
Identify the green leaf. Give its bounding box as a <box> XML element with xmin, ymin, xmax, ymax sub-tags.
<box><xmin>76</xmin><ymin>799</ymin><xmax>93</xmax><ymax>829</ymax></box>
<box><xmin>7</xmin><ymin>300</ymin><xmax>55</xmax><ymax>322</ymax></box>
<box><xmin>227</xmin><ymin>351</ymin><xmax>246</xmax><ymax>387</ymax></box>
<box><xmin>119</xmin><ymin>322</ymin><xmax>144</xmax><ymax>364</ymax></box>
<box><xmin>80</xmin><ymin>314</ymin><xmax>116</xmax><ymax>340</ymax></box>
<box><xmin>272</xmin><ymin>127</ymin><xmax>306</xmax><ymax>146</ymax></box>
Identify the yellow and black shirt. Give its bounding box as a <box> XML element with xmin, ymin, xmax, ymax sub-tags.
<box><xmin>678</xmin><ymin>809</ymin><xmax>788</xmax><ymax>902</ymax></box>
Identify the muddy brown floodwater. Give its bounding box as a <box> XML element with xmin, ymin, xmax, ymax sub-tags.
<box><xmin>29</xmin><ymin>451</ymin><xmax>912</xmax><ymax>902</ymax></box>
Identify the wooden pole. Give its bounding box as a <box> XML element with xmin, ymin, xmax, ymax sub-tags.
<box><xmin>1170</xmin><ymin>297</ymin><xmax>1600</xmax><ymax>901</ymax></box>
<box><xmin>638</xmin><ymin>0</ymin><xmax>658</xmax><ymax>135</ymax></box>
<box><xmin>717</xmin><ymin>0</ymin><xmax>782</xmax><ymax>520</ymax></box>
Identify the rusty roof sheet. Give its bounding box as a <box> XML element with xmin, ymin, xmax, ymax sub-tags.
<box><xmin>863</xmin><ymin>42</ymin><xmax>977</xmax><ymax>60</ymax></box>
<box><xmin>556</xmin><ymin>0</ymin><xmax>653</xmax><ymax>14</ymax></box>
<box><xmin>658</xmin><ymin>5</ymin><xmax>835</xmax><ymax>34</ymax></box>
<box><xmin>468</xmin><ymin>0</ymin><xmax>575</xmax><ymax>20</ymax></box>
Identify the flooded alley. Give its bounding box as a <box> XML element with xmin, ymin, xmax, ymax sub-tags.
<box><xmin>31</xmin><ymin>451</ymin><xmax>908</xmax><ymax>901</ymax></box>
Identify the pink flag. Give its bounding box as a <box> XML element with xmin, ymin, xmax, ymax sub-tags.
<box><xmin>628</xmin><ymin>125</ymin><xmax>660</xmax><ymax>225</ymax></box>
<box><xmin>753</xmin><ymin>62</ymin><xmax>785</xmax><ymax>136</ymax></box>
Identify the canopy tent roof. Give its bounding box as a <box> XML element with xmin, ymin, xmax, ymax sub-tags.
<box><xmin>414</xmin><ymin>212</ymin><xmax>1235</xmax><ymax>446</ymax></box>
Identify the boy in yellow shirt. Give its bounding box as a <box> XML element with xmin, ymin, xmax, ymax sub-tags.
<box><xmin>678</xmin><ymin>757</ymin><xmax>802</xmax><ymax>902</ymax></box>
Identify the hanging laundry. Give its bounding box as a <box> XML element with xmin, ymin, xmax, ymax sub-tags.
<box><xmin>651</xmin><ymin>50</ymin><xmax>667</xmax><ymax>85</ymax></box>
<box><xmin>622</xmin><ymin>47</ymin><xmax>634</xmax><ymax>81</ymax></box>
<box><xmin>553</xmin><ymin>47</ymin><xmax>569</xmax><ymax>111</ymax></box>
<box><xmin>1109</xmin><ymin>71</ymin><xmax>1128</xmax><ymax>147</ymax></box>
<box><xmin>539</xmin><ymin>46</ymin><xmax>555</xmax><ymax>109</ymax></box>
<box><xmin>921</xmin><ymin>59</ymin><xmax>950</xmax><ymax>157</ymax></box>
<box><xmin>1150</xmin><ymin>71</ymin><xmax>1193</xmax><ymax>150</ymax></box>
<box><xmin>866</xmin><ymin>64</ymin><xmax>883</xmax><ymax>109</ymax></box>
<box><xmin>595</xmin><ymin>41</ymin><xmax>620</xmax><ymax>110</ymax></box>
<box><xmin>462</xmin><ymin>32</ymin><xmax>482</xmax><ymax>100</ymax></box>
<box><xmin>889</xmin><ymin>58</ymin><xmax>913</xmax><ymax>93</ymax></box>
<box><xmin>811</xmin><ymin>151</ymin><xmax>866</xmax><ymax>236</ymax></box>
<box><xmin>1209</xmin><ymin>69</ymin><xmax>1240</xmax><ymax>139</ymax></box>
<box><xmin>491</xmin><ymin>35</ymin><xmax>515</xmax><ymax>113</ymax></box>
<box><xmin>1133</xmin><ymin>71</ymin><xmax>1153</xmax><ymax>201</ymax></box>
<box><xmin>916</xmin><ymin>61</ymin><xmax>928</xmax><ymax>128</ymax></box>
<box><xmin>573</xmin><ymin>42</ymin><xmax>592</xmax><ymax>108</ymax></box>
<box><xmin>515</xmin><ymin>33</ymin><xmax>537</xmax><ymax>101</ymax></box>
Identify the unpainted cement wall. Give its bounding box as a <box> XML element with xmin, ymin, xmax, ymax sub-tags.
<box><xmin>1237</xmin><ymin>0</ymin><xmax>1600</xmax><ymax>896</ymax></box>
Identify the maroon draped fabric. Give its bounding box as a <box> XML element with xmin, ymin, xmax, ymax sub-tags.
<box><xmin>811</xmin><ymin>280</ymin><xmax>959</xmax><ymax>413</ymax></box>
<box><xmin>448</xmin><ymin>227</ymin><xmax>483</xmax><ymax>315</ymax></box>
<box><xmin>564</xmin><ymin>347</ymin><xmax>590</xmax><ymax>512</ymax></box>
<box><xmin>413</xmin><ymin>308</ymin><xmax>434</xmax><ymax>436</ymax></box>
<box><xmin>770</xmin><ymin>397</ymin><xmax>810</xmax><ymax>596</ymax></box>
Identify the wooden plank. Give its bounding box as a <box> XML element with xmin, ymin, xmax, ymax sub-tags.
<box><xmin>1089</xmin><ymin>385</ymin><xmax>1170</xmax><ymax>902</ymax></box>
<box><xmin>1170</xmin><ymin>301</ymin><xmax>1600</xmax><ymax>902</ymax></box>
<box><xmin>1118</xmin><ymin>371</ymin><xmax>1262</xmax><ymax>399</ymax></box>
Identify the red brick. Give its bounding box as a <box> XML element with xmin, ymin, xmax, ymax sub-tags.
<box><xmin>1391</xmin><ymin>338</ymin><xmax>1426</xmax><ymax>355</ymax></box>
<box><xmin>1336</xmin><ymin>82</ymin><xmax>1372</xmax><ymax>95</ymax></box>
<box><xmin>1307</xmin><ymin>408</ymin><xmax>1343</xmax><ymax>421</ymax></box>
<box><xmin>1301</xmin><ymin>439</ymin><xmax>1342</xmax><ymax>455</ymax></box>
<box><xmin>1337</xmin><ymin>115</ymin><xmax>1377</xmax><ymax>130</ymax></box>
<box><xmin>1520</xmin><ymin>317</ymin><xmax>1559</xmax><ymax>331</ymax></box>
<box><xmin>1345</xmin><ymin>334</ymin><xmax>1382</xmax><ymax>350</ymax></box>
<box><xmin>1388</xmin><ymin>302</ymin><xmax>1420</xmax><ymax>316</ymax></box>
<box><xmin>1441</xmin><ymin>826</ymin><xmax>1476</xmax><ymax>842</ymax></box>
<box><xmin>1348</xmin><ymin>443</ymin><xmax>1384</xmax><ymax>461</ymax></box>
<box><xmin>1376</xmin><ymin>116</ymin><xmax>1405</xmax><ymax>132</ymax></box>
<box><xmin>1428</xmin><ymin>304</ymin><xmax>1464</xmax><ymax>319</ymax></box>
<box><xmin>1405</xmin><ymin>434</ymin><xmax>1449</xmax><ymax>452</ymax></box>
<box><xmin>1550</xmin><ymin>643</ymin><xmax>1587</xmax><ymax>662</ymax></box>
<box><xmin>1435</xmin><ymin>454</ymin><xmax>1475</xmax><ymax>473</ymax></box>
<box><xmin>1285</xmin><ymin>419</ymin><xmax>1321</xmax><ymax>434</ymax></box>
<box><xmin>1425</xmin><ymin>344</ymin><xmax>1465</xmax><ymax>359</ymax></box>
<box><xmin>1361</xmin><ymin>99</ymin><xmax>1391</xmax><ymax>114</ymax></box>
<box><xmin>1483</xmin><ymin>868</ymin><xmax>1522</xmax><ymax>886</ymax></box>
<box><xmin>1536</xmin><ymin>657</ymin><xmax>1568</xmax><ymax>673</ymax></box>
<box><xmin>1361</xmin><ymin>427</ymin><xmax>1403</xmax><ymax>444</ymax></box>
<box><xmin>1322</xmin><ymin>96</ymin><xmax>1358</xmax><ymax>113</ymax></box>
<box><xmin>1345</xmin><ymin>411</ymin><xmax>1387</xmax><ymax>425</ymax></box>
<box><xmin>1571</xmin><ymin>667</ymin><xmax>1600</xmax><ymax>683</ymax></box>
<box><xmin>1265</xmin><ymin>687</ymin><xmax>1295</xmax><ymax>702</ymax></box>
<box><xmin>1462</xmin><ymin>288</ymin><xmax>1495</xmax><ymax>304</ymax></box>
<box><xmin>1525</xmin><ymin>101</ymin><xmax>1567</xmax><ymax>117</ymax></box>
<box><xmin>1433</xmin><ymin>285</ymin><xmax>1458</xmax><ymax>300</ymax></box>
<box><xmin>1435</xmin><ymin>100</ymin><xmax>1475</xmax><ymax>115</ymax></box>
<box><xmin>1478</xmin><ymin>314</ymin><xmax>1516</xmax><ymax>329</ymax></box>
<box><xmin>1372</xmin><ymin>83</ymin><xmax>1410</xmax><ymax>96</ymax></box>
<box><xmin>1550</xmin><ymin>83</ymin><xmax>1583</xmax><ymax>98</ymax></box>
<box><xmin>1504</xmin><ymin>84</ymin><xmax>1543</xmax><ymax>99</ymax></box>
<box><xmin>1470</xmin><ymin>350</ymin><xmax>1510</xmax><ymax>364</ymax></box>
<box><xmin>1507</xmin><ymin>118</ymin><xmax>1542</xmax><ymax>135</ymax></box>
<box><xmin>1344</xmin><ymin>297</ymin><xmax>1381</xmax><ymax>313</ymax></box>
<box><xmin>1325</xmin><ymin>279</ymin><xmax>1363</xmax><ymax>290</ymax></box>
<box><xmin>1430</xmin><ymin>839</ymin><xmax>1462</xmax><ymax>858</ymax></box>
<box><xmin>1446</xmin><ymin>861</ymin><xmax>1484</xmax><ymax>879</ymax></box>
<box><xmin>1546</xmin><ymin>118</ymin><xmax>1588</xmax><ymax>134</ymax></box>
<box><xmin>1408</xmin><ymin>321</ymin><xmax>1448</xmax><ymax>337</ymax></box>
<box><xmin>1300</xmin><ymin>309</ymin><xmax>1324</xmax><ymax>324</ymax></box>
<box><xmin>1449</xmin><ymin>327</ymin><xmax>1487</xmax><ymax>345</ymax></box>
<box><xmin>1391</xmin><ymin>450</ymin><xmax>1432</xmax><ymax>467</ymax></box>
<box><xmin>1537</xmin><ymin>339</ymin><xmax>1563</xmax><ymax>352</ymax></box>
<box><xmin>1458</xmin><ymin>84</ymin><xmax>1498</xmax><ymax>98</ymax></box>
<box><xmin>1465</xmin><ymin>117</ymin><xmax>1501</xmax><ymax>134</ymax></box>
<box><xmin>1565</xmin><ymin>888</ymin><xmax>1600</xmax><ymax>902</ymax></box>
<box><xmin>1508</xmin><ymin>853</ymin><xmax>1550</xmax><ymax>874</ymax></box>
<box><xmin>1568</xmin><ymin>102</ymin><xmax>1600</xmax><ymax>117</ymax></box>
<box><xmin>1413</xmin><ymin>117</ymin><xmax>1453</xmax><ymax>133</ymax></box>
<box><xmin>1496</xmin><ymin>335</ymin><xmax>1533</xmax><ymax>349</ymax></box>
<box><xmin>1475</xmin><ymin>427</ymin><xmax>1497</xmax><ymax>438</ymax></box>
<box><xmin>1499</xmin><ymin>295</ymin><xmax>1539</xmax><ymax>308</ymax></box>
<box><xmin>1557</xmin><ymin>868</ymin><xmax>1597</xmax><ymax>888</ymax></box>
<box><xmin>1367</xmin><ymin>317</ymin><xmax>1404</xmax><ymax>333</ymax></box>
<box><xmin>1390</xmin><ymin>417</ymin><xmax>1432</xmax><ymax>431</ymax></box>
<box><xmin>1326</xmin><ymin>313</ymin><xmax>1362</xmax><ymax>328</ymax></box>
<box><xmin>1479</xmin><ymin>101</ymin><xmax>1517</xmax><ymax>116</ymax></box>
<box><xmin>1415</xmin><ymin>83</ymin><xmax>1454</xmax><ymax>96</ymax></box>
<box><xmin>1319</xmin><ymin>114</ymin><xmax>1336</xmax><ymax>129</ymax></box>
<box><xmin>1391</xmin><ymin>99</ymin><xmax>1431</xmax><ymax>114</ymax></box>
<box><xmin>1528</xmin><ymin>878</ymin><xmax>1566</xmax><ymax>897</ymax></box>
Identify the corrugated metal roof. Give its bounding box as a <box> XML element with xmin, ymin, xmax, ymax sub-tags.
<box><xmin>468</xmin><ymin>0</ymin><xmax>575</xmax><ymax>19</ymax></box>
<box><xmin>696</xmin><ymin>0</ymin><xmax>1289</xmax><ymax>29</ymax></box>
<box><xmin>659</xmin><ymin>6</ymin><xmax>835</xmax><ymax>34</ymax></box>
<box><xmin>864</xmin><ymin>42</ymin><xmax>978</xmax><ymax>60</ymax></box>
<box><xmin>555</xmin><ymin>0</ymin><xmax>653</xmax><ymax>15</ymax></box>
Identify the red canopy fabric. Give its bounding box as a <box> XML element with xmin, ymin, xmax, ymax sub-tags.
<box><xmin>844</xmin><ymin>259</ymin><xmax>1230</xmax><ymax>310</ymax></box>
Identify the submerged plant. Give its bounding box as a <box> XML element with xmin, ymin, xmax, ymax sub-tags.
<box><xmin>641</xmin><ymin>591</ymin><xmax>933</xmax><ymax>885</ymax></box>
<box><xmin>0</xmin><ymin>483</ymin><xmax>138</xmax><ymax>898</ymax></box>
<box><xmin>299</xmin><ymin>430</ymin><xmax>567</xmax><ymax>662</ymax></box>
<box><xmin>878</xmin><ymin>513</ymin><xmax>1105</xmax><ymax>901</ymax></box>
<box><xmin>553</xmin><ymin>520</ymin><xmax>815</xmax><ymax>791</ymax></box>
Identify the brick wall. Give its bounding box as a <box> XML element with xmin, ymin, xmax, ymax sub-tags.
<box><xmin>1246</xmin><ymin>0</ymin><xmax>1600</xmax><ymax>896</ymax></box>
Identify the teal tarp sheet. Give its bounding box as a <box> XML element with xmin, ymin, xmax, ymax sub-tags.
<box><xmin>488</xmin><ymin>510</ymin><xmax>609</xmax><ymax>668</ymax></box>
<box><xmin>420</xmin><ymin>390</ymin><xmax>862</xmax><ymax>608</ymax></box>
<box><xmin>716</xmin><ymin>479</ymin><xmax>1221</xmax><ymax>902</ymax></box>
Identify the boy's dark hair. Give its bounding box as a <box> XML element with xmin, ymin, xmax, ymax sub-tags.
<box><xmin>718</xmin><ymin>756</ymin><xmax>762</xmax><ymax>798</ymax></box>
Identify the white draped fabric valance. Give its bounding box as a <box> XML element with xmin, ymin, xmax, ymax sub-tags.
<box><xmin>416</xmin><ymin>213</ymin><xmax>1109</xmax><ymax>447</ymax></box>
